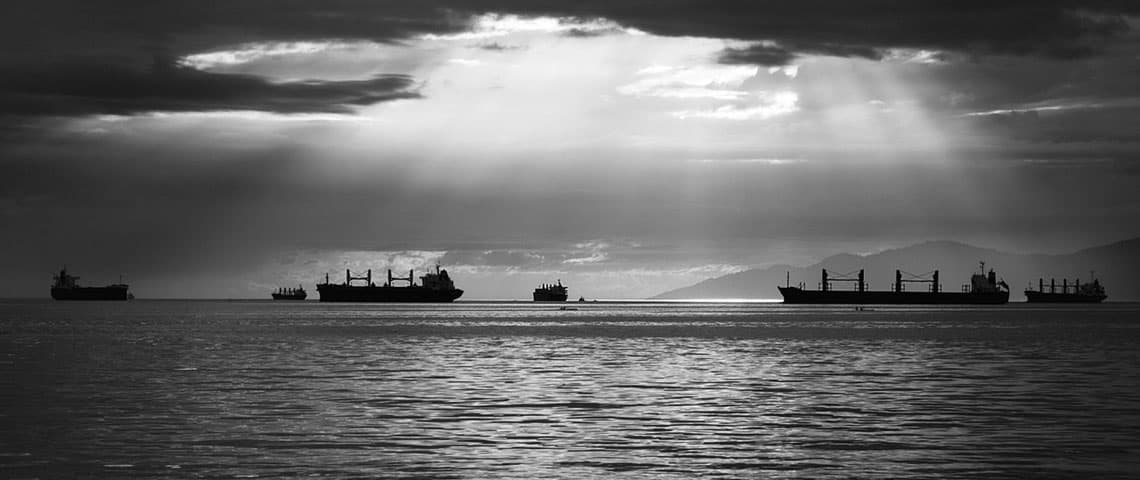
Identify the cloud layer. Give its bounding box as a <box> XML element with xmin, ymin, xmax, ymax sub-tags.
<box><xmin>0</xmin><ymin>60</ymin><xmax>420</xmax><ymax>116</ymax></box>
<box><xmin>3</xmin><ymin>1</ymin><xmax>1138</xmax><ymax>116</ymax></box>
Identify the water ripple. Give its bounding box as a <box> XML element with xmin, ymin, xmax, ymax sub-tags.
<box><xmin>1</xmin><ymin>300</ymin><xmax>1139</xmax><ymax>478</ymax></box>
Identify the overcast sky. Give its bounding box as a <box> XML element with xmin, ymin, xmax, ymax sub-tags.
<box><xmin>2</xmin><ymin>1</ymin><xmax>1139</xmax><ymax>299</ymax></box>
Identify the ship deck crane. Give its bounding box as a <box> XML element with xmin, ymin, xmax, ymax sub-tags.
<box><xmin>820</xmin><ymin>269</ymin><xmax>866</xmax><ymax>292</ymax></box>
<box><xmin>894</xmin><ymin>270</ymin><xmax>940</xmax><ymax>293</ymax></box>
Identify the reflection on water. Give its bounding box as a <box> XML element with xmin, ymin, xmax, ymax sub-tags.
<box><xmin>2</xmin><ymin>301</ymin><xmax>1139</xmax><ymax>478</ymax></box>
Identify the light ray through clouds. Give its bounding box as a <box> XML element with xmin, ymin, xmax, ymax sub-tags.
<box><xmin>57</xmin><ymin>14</ymin><xmax>982</xmax><ymax>298</ymax></box>
<box><xmin>157</xmin><ymin>13</ymin><xmax>956</xmax><ymax>165</ymax></box>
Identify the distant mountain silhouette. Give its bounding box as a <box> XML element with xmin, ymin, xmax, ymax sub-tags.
<box><xmin>652</xmin><ymin>238</ymin><xmax>1140</xmax><ymax>301</ymax></box>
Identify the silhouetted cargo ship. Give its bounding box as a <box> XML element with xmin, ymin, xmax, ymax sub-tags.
<box><xmin>316</xmin><ymin>265</ymin><xmax>463</xmax><ymax>302</ymax></box>
<box><xmin>50</xmin><ymin>268</ymin><xmax>130</xmax><ymax>301</ymax></box>
<box><xmin>272</xmin><ymin>285</ymin><xmax>307</xmax><ymax>300</ymax></box>
<box><xmin>779</xmin><ymin>262</ymin><xmax>1009</xmax><ymax>304</ymax></box>
<box><xmin>533</xmin><ymin>280</ymin><xmax>568</xmax><ymax>301</ymax></box>
<box><xmin>1025</xmin><ymin>275</ymin><xmax>1106</xmax><ymax>303</ymax></box>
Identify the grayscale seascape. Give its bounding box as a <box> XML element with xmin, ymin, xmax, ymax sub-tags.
<box><xmin>3</xmin><ymin>300</ymin><xmax>1139</xmax><ymax>478</ymax></box>
<box><xmin>5</xmin><ymin>1</ymin><xmax>1140</xmax><ymax>478</ymax></box>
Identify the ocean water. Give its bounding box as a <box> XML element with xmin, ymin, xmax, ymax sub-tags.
<box><xmin>1</xmin><ymin>300</ymin><xmax>1139</xmax><ymax>479</ymax></box>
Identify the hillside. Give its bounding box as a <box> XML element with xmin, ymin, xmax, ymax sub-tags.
<box><xmin>652</xmin><ymin>238</ymin><xmax>1140</xmax><ymax>301</ymax></box>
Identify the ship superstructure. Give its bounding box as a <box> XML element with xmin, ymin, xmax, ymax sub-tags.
<box><xmin>533</xmin><ymin>280</ymin><xmax>568</xmax><ymax>302</ymax></box>
<box><xmin>1025</xmin><ymin>274</ymin><xmax>1106</xmax><ymax>303</ymax></box>
<box><xmin>50</xmin><ymin>268</ymin><xmax>130</xmax><ymax>301</ymax></box>
<box><xmin>316</xmin><ymin>265</ymin><xmax>463</xmax><ymax>302</ymax></box>
<box><xmin>778</xmin><ymin>262</ymin><xmax>1009</xmax><ymax>304</ymax></box>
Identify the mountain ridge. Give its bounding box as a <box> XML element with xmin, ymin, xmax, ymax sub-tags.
<box><xmin>652</xmin><ymin>237</ymin><xmax>1140</xmax><ymax>301</ymax></box>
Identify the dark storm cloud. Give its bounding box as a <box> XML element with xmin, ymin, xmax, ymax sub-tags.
<box><xmin>527</xmin><ymin>1</ymin><xmax>1137</xmax><ymax>63</ymax></box>
<box><xmin>8</xmin><ymin>2</ymin><xmax>1140</xmax><ymax>66</ymax></box>
<box><xmin>2</xmin><ymin>1</ymin><xmax>1137</xmax><ymax>117</ymax></box>
<box><xmin>0</xmin><ymin>1</ymin><xmax>466</xmax><ymax>60</ymax></box>
<box><xmin>0</xmin><ymin>1</ymin><xmax>460</xmax><ymax>117</ymax></box>
<box><xmin>561</xmin><ymin>25</ymin><xmax>630</xmax><ymax>38</ymax></box>
<box><xmin>474</xmin><ymin>42</ymin><xmax>524</xmax><ymax>51</ymax></box>
<box><xmin>430</xmin><ymin>1</ymin><xmax>1137</xmax><ymax>64</ymax></box>
<box><xmin>0</xmin><ymin>60</ymin><xmax>420</xmax><ymax>116</ymax></box>
<box><xmin>7</xmin><ymin>1</ymin><xmax>1139</xmax><ymax>64</ymax></box>
<box><xmin>718</xmin><ymin>43</ymin><xmax>882</xmax><ymax>66</ymax></box>
<box><xmin>717</xmin><ymin>45</ymin><xmax>801</xmax><ymax>67</ymax></box>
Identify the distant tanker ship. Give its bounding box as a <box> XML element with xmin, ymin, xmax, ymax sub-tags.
<box><xmin>533</xmin><ymin>280</ymin><xmax>568</xmax><ymax>302</ymax></box>
<box><xmin>778</xmin><ymin>262</ymin><xmax>1009</xmax><ymax>304</ymax></box>
<box><xmin>50</xmin><ymin>268</ymin><xmax>130</xmax><ymax>301</ymax></box>
<box><xmin>316</xmin><ymin>265</ymin><xmax>463</xmax><ymax>302</ymax></box>
<box><xmin>1025</xmin><ymin>275</ymin><xmax>1106</xmax><ymax>303</ymax></box>
<box><xmin>272</xmin><ymin>285</ymin><xmax>307</xmax><ymax>300</ymax></box>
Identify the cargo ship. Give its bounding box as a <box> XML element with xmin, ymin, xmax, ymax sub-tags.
<box><xmin>271</xmin><ymin>285</ymin><xmax>307</xmax><ymax>300</ymax></box>
<box><xmin>533</xmin><ymin>280</ymin><xmax>568</xmax><ymax>302</ymax></box>
<box><xmin>50</xmin><ymin>268</ymin><xmax>130</xmax><ymax>301</ymax></box>
<box><xmin>778</xmin><ymin>262</ymin><xmax>1009</xmax><ymax>304</ymax></box>
<box><xmin>1024</xmin><ymin>275</ymin><xmax>1106</xmax><ymax>303</ymax></box>
<box><xmin>316</xmin><ymin>265</ymin><xmax>463</xmax><ymax>302</ymax></box>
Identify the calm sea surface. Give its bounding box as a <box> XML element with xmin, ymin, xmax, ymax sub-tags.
<box><xmin>2</xmin><ymin>300</ymin><xmax>1139</xmax><ymax>479</ymax></box>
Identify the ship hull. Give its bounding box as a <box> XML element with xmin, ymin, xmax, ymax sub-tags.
<box><xmin>533</xmin><ymin>292</ymin><xmax>568</xmax><ymax>302</ymax></box>
<box><xmin>778</xmin><ymin>287</ymin><xmax>1009</xmax><ymax>305</ymax></box>
<box><xmin>271</xmin><ymin>293</ymin><xmax>307</xmax><ymax>300</ymax></box>
<box><xmin>316</xmin><ymin>284</ymin><xmax>463</xmax><ymax>302</ymax></box>
<box><xmin>1024</xmin><ymin>291</ymin><xmax>1106</xmax><ymax>303</ymax></box>
<box><xmin>51</xmin><ymin>286</ymin><xmax>129</xmax><ymax>301</ymax></box>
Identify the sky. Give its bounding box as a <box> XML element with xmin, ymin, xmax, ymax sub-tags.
<box><xmin>2</xmin><ymin>1</ymin><xmax>1139</xmax><ymax>299</ymax></box>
